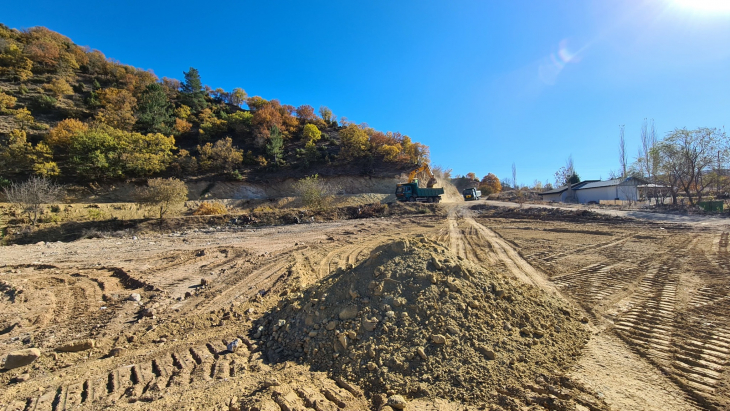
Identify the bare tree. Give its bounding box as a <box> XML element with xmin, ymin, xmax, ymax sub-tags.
<box><xmin>619</xmin><ymin>125</ymin><xmax>627</xmax><ymax>178</ymax></box>
<box><xmin>554</xmin><ymin>155</ymin><xmax>577</xmax><ymax>186</ymax></box>
<box><xmin>512</xmin><ymin>162</ymin><xmax>517</xmax><ymax>190</ymax></box>
<box><xmin>4</xmin><ymin>176</ymin><xmax>64</xmax><ymax>226</ymax></box>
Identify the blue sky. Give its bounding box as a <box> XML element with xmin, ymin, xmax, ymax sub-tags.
<box><xmin>4</xmin><ymin>0</ymin><xmax>730</xmax><ymax>185</ymax></box>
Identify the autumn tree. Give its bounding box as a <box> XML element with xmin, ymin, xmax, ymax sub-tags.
<box><xmin>134</xmin><ymin>177</ymin><xmax>188</xmax><ymax>219</ymax></box>
<box><xmin>0</xmin><ymin>129</ymin><xmax>59</xmax><ymax>177</ymax></box>
<box><xmin>302</xmin><ymin>123</ymin><xmax>321</xmax><ymax>144</ymax></box>
<box><xmin>13</xmin><ymin>107</ymin><xmax>35</xmax><ymax>131</ymax></box>
<box><xmin>4</xmin><ymin>176</ymin><xmax>64</xmax><ymax>226</ymax></box>
<box><xmin>197</xmin><ymin>137</ymin><xmax>243</xmax><ymax>172</ymax></box>
<box><xmin>180</xmin><ymin>67</ymin><xmax>207</xmax><ymax>111</ymax></box>
<box><xmin>294</xmin><ymin>174</ymin><xmax>336</xmax><ymax>211</ymax></box>
<box><xmin>96</xmin><ymin>88</ymin><xmax>137</xmax><ymax>130</ymax></box>
<box><xmin>0</xmin><ymin>44</ymin><xmax>34</xmax><ymax>81</ymax></box>
<box><xmin>296</xmin><ymin>105</ymin><xmax>318</xmax><ymax>123</ymax></box>
<box><xmin>479</xmin><ymin>173</ymin><xmax>501</xmax><ymax>195</ymax></box>
<box><xmin>45</xmin><ymin>118</ymin><xmax>88</xmax><ymax>149</ymax></box>
<box><xmin>655</xmin><ymin>127</ymin><xmax>728</xmax><ymax>205</ymax></box>
<box><xmin>229</xmin><ymin>87</ymin><xmax>247</xmax><ymax>106</ymax></box>
<box><xmin>339</xmin><ymin>124</ymin><xmax>369</xmax><ymax>160</ymax></box>
<box><xmin>135</xmin><ymin>83</ymin><xmax>174</xmax><ymax>134</ymax></box>
<box><xmin>43</xmin><ymin>78</ymin><xmax>73</xmax><ymax>97</ymax></box>
<box><xmin>319</xmin><ymin>106</ymin><xmax>334</xmax><ymax>124</ymax></box>
<box><xmin>246</xmin><ymin>96</ymin><xmax>268</xmax><ymax>111</ymax></box>
<box><xmin>68</xmin><ymin>125</ymin><xmax>175</xmax><ymax>179</ymax></box>
<box><xmin>0</xmin><ymin>91</ymin><xmax>17</xmax><ymax>114</ymax></box>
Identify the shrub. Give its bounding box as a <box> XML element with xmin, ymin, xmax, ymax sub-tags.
<box><xmin>31</xmin><ymin>94</ymin><xmax>57</xmax><ymax>112</ymax></box>
<box><xmin>193</xmin><ymin>201</ymin><xmax>228</xmax><ymax>215</ymax></box>
<box><xmin>294</xmin><ymin>174</ymin><xmax>336</xmax><ymax>211</ymax></box>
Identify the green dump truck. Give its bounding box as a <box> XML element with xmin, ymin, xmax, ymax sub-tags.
<box><xmin>395</xmin><ymin>180</ymin><xmax>444</xmax><ymax>203</ymax></box>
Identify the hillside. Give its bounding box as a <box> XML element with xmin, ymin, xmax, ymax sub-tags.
<box><xmin>0</xmin><ymin>24</ymin><xmax>430</xmax><ymax>187</ymax></box>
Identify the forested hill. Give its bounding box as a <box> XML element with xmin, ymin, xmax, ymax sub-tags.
<box><xmin>0</xmin><ymin>24</ymin><xmax>430</xmax><ymax>186</ymax></box>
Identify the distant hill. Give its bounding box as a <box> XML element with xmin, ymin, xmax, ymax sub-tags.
<box><xmin>0</xmin><ymin>24</ymin><xmax>430</xmax><ymax>186</ymax></box>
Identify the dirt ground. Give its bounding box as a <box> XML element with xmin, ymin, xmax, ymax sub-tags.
<box><xmin>1</xmin><ymin>201</ymin><xmax>729</xmax><ymax>410</ymax></box>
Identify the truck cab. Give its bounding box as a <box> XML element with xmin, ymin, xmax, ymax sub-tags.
<box><xmin>462</xmin><ymin>187</ymin><xmax>481</xmax><ymax>201</ymax></box>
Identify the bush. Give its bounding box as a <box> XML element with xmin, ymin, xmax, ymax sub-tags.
<box><xmin>294</xmin><ymin>174</ymin><xmax>336</xmax><ymax>211</ymax></box>
<box><xmin>193</xmin><ymin>201</ymin><xmax>228</xmax><ymax>215</ymax></box>
<box><xmin>31</xmin><ymin>94</ymin><xmax>57</xmax><ymax>112</ymax></box>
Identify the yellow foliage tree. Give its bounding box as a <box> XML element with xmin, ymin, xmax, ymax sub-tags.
<box><xmin>0</xmin><ymin>44</ymin><xmax>34</xmax><ymax>81</ymax></box>
<box><xmin>302</xmin><ymin>123</ymin><xmax>321</xmax><ymax>144</ymax></box>
<box><xmin>197</xmin><ymin>137</ymin><xmax>243</xmax><ymax>172</ymax></box>
<box><xmin>0</xmin><ymin>91</ymin><xmax>17</xmax><ymax>114</ymax></box>
<box><xmin>338</xmin><ymin>124</ymin><xmax>370</xmax><ymax>160</ymax></box>
<box><xmin>479</xmin><ymin>173</ymin><xmax>502</xmax><ymax>195</ymax></box>
<box><xmin>46</xmin><ymin>118</ymin><xmax>88</xmax><ymax>148</ymax></box>
<box><xmin>0</xmin><ymin>129</ymin><xmax>59</xmax><ymax>177</ymax></box>
<box><xmin>14</xmin><ymin>107</ymin><xmax>35</xmax><ymax>131</ymax></box>
<box><xmin>43</xmin><ymin>78</ymin><xmax>74</xmax><ymax>97</ymax></box>
<box><xmin>96</xmin><ymin>88</ymin><xmax>137</xmax><ymax>131</ymax></box>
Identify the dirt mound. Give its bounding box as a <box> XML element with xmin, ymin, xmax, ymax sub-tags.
<box><xmin>255</xmin><ymin>238</ymin><xmax>602</xmax><ymax>409</ymax></box>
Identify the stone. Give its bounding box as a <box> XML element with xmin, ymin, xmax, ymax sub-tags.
<box><xmin>128</xmin><ymin>293</ymin><xmax>141</xmax><ymax>302</ymax></box>
<box><xmin>367</xmin><ymin>362</ymin><xmax>378</xmax><ymax>371</ymax></box>
<box><xmin>446</xmin><ymin>325</ymin><xmax>459</xmax><ymax>335</ymax></box>
<box><xmin>142</xmin><ymin>308</ymin><xmax>156</xmax><ymax>318</ymax></box>
<box><xmin>477</xmin><ymin>345</ymin><xmax>496</xmax><ymax>360</ymax></box>
<box><xmin>227</xmin><ymin>339</ymin><xmax>242</xmax><ymax>353</ymax></box>
<box><xmin>339</xmin><ymin>306</ymin><xmax>358</xmax><ymax>321</ymax></box>
<box><xmin>57</xmin><ymin>339</ymin><xmax>95</xmax><ymax>352</ymax></box>
<box><xmin>387</xmin><ymin>394</ymin><xmax>408</xmax><ymax>410</ymax></box>
<box><xmin>338</xmin><ymin>334</ymin><xmax>348</xmax><ymax>350</ymax></box>
<box><xmin>17</xmin><ymin>373</ymin><xmax>30</xmax><ymax>382</ymax></box>
<box><xmin>362</xmin><ymin>317</ymin><xmax>378</xmax><ymax>332</ymax></box>
<box><xmin>109</xmin><ymin>347</ymin><xmax>125</xmax><ymax>357</ymax></box>
<box><xmin>326</xmin><ymin>321</ymin><xmax>338</xmax><ymax>331</ymax></box>
<box><xmin>416</xmin><ymin>347</ymin><xmax>427</xmax><ymax>360</ymax></box>
<box><xmin>4</xmin><ymin>348</ymin><xmax>41</xmax><ymax>369</ymax></box>
<box><xmin>431</xmin><ymin>334</ymin><xmax>447</xmax><ymax>344</ymax></box>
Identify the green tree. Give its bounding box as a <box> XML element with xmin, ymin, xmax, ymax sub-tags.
<box><xmin>180</xmin><ymin>67</ymin><xmax>207</xmax><ymax>111</ymax></box>
<box><xmin>135</xmin><ymin>83</ymin><xmax>174</xmax><ymax>134</ymax></box>
<box><xmin>294</xmin><ymin>174</ymin><xmax>335</xmax><ymax>211</ymax></box>
<box><xmin>134</xmin><ymin>177</ymin><xmax>188</xmax><ymax>219</ymax></box>
<box><xmin>266</xmin><ymin>126</ymin><xmax>284</xmax><ymax>165</ymax></box>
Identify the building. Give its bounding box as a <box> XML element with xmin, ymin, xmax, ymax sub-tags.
<box><xmin>539</xmin><ymin>177</ymin><xmax>641</xmax><ymax>204</ymax></box>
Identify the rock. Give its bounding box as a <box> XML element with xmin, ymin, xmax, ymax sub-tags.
<box><xmin>142</xmin><ymin>308</ymin><xmax>156</xmax><ymax>318</ymax></box>
<box><xmin>57</xmin><ymin>339</ymin><xmax>95</xmax><ymax>352</ymax></box>
<box><xmin>339</xmin><ymin>306</ymin><xmax>358</xmax><ymax>321</ymax></box>
<box><xmin>477</xmin><ymin>345</ymin><xmax>496</xmax><ymax>360</ymax></box>
<box><xmin>446</xmin><ymin>325</ymin><xmax>459</xmax><ymax>335</ymax></box>
<box><xmin>4</xmin><ymin>348</ymin><xmax>41</xmax><ymax>369</ymax></box>
<box><xmin>228</xmin><ymin>396</ymin><xmax>240</xmax><ymax>411</ymax></box>
<box><xmin>416</xmin><ymin>347</ymin><xmax>427</xmax><ymax>360</ymax></box>
<box><xmin>17</xmin><ymin>373</ymin><xmax>30</xmax><ymax>382</ymax></box>
<box><xmin>326</xmin><ymin>321</ymin><xmax>338</xmax><ymax>331</ymax></box>
<box><xmin>263</xmin><ymin>377</ymin><xmax>280</xmax><ymax>387</ymax></box>
<box><xmin>200</xmin><ymin>278</ymin><xmax>209</xmax><ymax>286</ymax></box>
<box><xmin>431</xmin><ymin>256</ymin><xmax>443</xmax><ymax>270</ymax></box>
<box><xmin>387</xmin><ymin>394</ymin><xmax>408</xmax><ymax>410</ymax></box>
<box><xmin>362</xmin><ymin>317</ymin><xmax>378</xmax><ymax>332</ymax></box>
<box><xmin>367</xmin><ymin>362</ymin><xmax>378</xmax><ymax>371</ymax></box>
<box><xmin>128</xmin><ymin>293</ymin><xmax>141</xmax><ymax>302</ymax></box>
<box><xmin>338</xmin><ymin>333</ymin><xmax>348</xmax><ymax>350</ymax></box>
<box><xmin>533</xmin><ymin>328</ymin><xmax>545</xmax><ymax>338</ymax></box>
<box><xmin>109</xmin><ymin>347</ymin><xmax>125</xmax><ymax>357</ymax></box>
<box><xmin>227</xmin><ymin>339</ymin><xmax>242</xmax><ymax>353</ymax></box>
<box><xmin>431</xmin><ymin>334</ymin><xmax>447</xmax><ymax>344</ymax></box>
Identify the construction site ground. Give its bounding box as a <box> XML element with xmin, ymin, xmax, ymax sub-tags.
<box><xmin>1</xmin><ymin>200</ymin><xmax>729</xmax><ymax>410</ymax></box>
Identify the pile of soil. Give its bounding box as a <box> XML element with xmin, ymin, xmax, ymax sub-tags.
<box><xmin>471</xmin><ymin>204</ymin><xmax>627</xmax><ymax>223</ymax></box>
<box><xmin>254</xmin><ymin>238</ymin><xmax>595</xmax><ymax>407</ymax></box>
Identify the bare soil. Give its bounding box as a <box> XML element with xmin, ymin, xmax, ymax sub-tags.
<box><xmin>1</xmin><ymin>201</ymin><xmax>728</xmax><ymax>410</ymax></box>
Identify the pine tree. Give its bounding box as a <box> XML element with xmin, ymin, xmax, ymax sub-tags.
<box><xmin>266</xmin><ymin>126</ymin><xmax>284</xmax><ymax>165</ymax></box>
<box><xmin>136</xmin><ymin>83</ymin><xmax>174</xmax><ymax>134</ymax></box>
<box><xmin>180</xmin><ymin>67</ymin><xmax>207</xmax><ymax>111</ymax></box>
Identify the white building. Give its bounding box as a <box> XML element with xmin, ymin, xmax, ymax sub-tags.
<box><xmin>539</xmin><ymin>178</ymin><xmax>641</xmax><ymax>204</ymax></box>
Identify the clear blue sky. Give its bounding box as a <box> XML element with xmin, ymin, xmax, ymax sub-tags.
<box><xmin>4</xmin><ymin>0</ymin><xmax>730</xmax><ymax>185</ymax></box>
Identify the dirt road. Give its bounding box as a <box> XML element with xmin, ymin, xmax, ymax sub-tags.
<box><xmin>1</xmin><ymin>202</ymin><xmax>728</xmax><ymax>410</ymax></box>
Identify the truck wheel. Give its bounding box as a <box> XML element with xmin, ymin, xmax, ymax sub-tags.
<box><xmin>427</xmin><ymin>197</ymin><xmax>434</xmax><ymax>203</ymax></box>
<box><xmin>408</xmin><ymin>197</ymin><xmax>416</xmax><ymax>203</ymax></box>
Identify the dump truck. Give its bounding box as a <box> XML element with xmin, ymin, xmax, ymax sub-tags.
<box><xmin>396</xmin><ymin>164</ymin><xmax>444</xmax><ymax>203</ymax></box>
<box><xmin>462</xmin><ymin>187</ymin><xmax>481</xmax><ymax>201</ymax></box>
<box><xmin>396</xmin><ymin>180</ymin><xmax>444</xmax><ymax>203</ymax></box>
